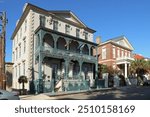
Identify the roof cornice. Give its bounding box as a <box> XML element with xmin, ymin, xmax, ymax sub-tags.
<box><xmin>11</xmin><ymin>3</ymin><xmax>51</xmax><ymax>39</ymax></box>
<box><xmin>98</xmin><ymin>40</ymin><xmax>133</xmax><ymax>51</ymax></box>
<box><xmin>11</xmin><ymin>3</ymin><xmax>95</xmax><ymax>39</ymax></box>
<box><xmin>98</xmin><ymin>35</ymin><xmax>134</xmax><ymax>51</ymax></box>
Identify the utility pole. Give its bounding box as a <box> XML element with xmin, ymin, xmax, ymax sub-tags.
<box><xmin>0</xmin><ymin>11</ymin><xmax>8</xmax><ymax>90</ymax></box>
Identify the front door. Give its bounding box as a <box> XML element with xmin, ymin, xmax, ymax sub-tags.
<box><xmin>83</xmin><ymin>67</ymin><xmax>88</xmax><ymax>80</ymax></box>
<box><xmin>52</xmin><ymin>64</ymin><xmax>58</xmax><ymax>86</ymax></box>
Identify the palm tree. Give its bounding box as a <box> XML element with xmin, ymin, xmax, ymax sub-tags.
<box><xmin>18</xmin><ymin>76</ymin><xmax>28</xmax><ymax>94</ymax></box>
<box><xmin>129</xmin><ymin>59</ymin><xmax>148</xmax><ymax>84</ymax></box>
<box><xmin>146</xmin><ymin>60</ymin><xmax>150</xmax><ymax>74</ymax></box>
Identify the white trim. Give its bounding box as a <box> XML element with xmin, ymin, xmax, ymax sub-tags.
<box><xmin>116</xmin><ymin>61</ymin><xmax>130</xmax><ymax>65</ymax></box>
<box><xmin>102</xmin><ymin>46</ymin><xmax>106</xmax><ymax>48</ymax></box>
<box><xmin>70</xmin><ymin>12</ymin><xmax>87</xmax><ymax>27</ymax></box>
<box><xmin>99</xmin><ymin>59</ymin><xmax>116</xmax><ymax>63</ymax></box>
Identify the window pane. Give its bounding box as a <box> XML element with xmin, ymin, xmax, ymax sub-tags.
<box><xmin>84</xmin><ymin>32</ymin><xmax>88</xmax><ymax>40</ymax></box>
<box><xmin>65</xmin><ymin>25</ymin><xmax>70</xmax><ymax>34</ymax></box>
<box><xmin>113</xmin><ymin>47</ymin><xmax>116</xmax><ymax>58</ymax></box>
<box><xmin>24</xmin><ymin>39</ymin><xmax>26</xmax><ymax>53</ymax></box>
<box><xmin>76</xmin><ymin>29</ymin><xmax>80</xmax><ymax>38</ymax></box>
<box><xmin>53</xmin><ymin>21</ymin><xmax>58</xmax><ymax>31</ymax></box>
<box><xmin>40</xmin><ymin>15</ymin><xmax>45</xmax><ymax>27</ymax></box>
<box><xmin>102</xmin><ymin>48</ymin><xmax>106</xmax><ymax>59</ymax></box>
<box><xmin>117</xmin><ymin>49</ymin><xmax>120</xmax><ymax>58</ymax></box>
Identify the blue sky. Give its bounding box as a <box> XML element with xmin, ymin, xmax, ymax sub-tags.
<box><xmin>0</xmin><ymin>0</ymin><xmax>150</xmax><ymax>62</ymax></box>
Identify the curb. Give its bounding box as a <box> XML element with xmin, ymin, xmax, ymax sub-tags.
<box><xmin>45</xmin><ymin>87</ymin><xmax>116</xmax><ymax>97</ymax></box>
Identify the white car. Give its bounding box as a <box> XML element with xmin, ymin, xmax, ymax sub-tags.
<box><xmin>0</xmin><ymin>89</ymin><xmax>20</xmax><ymax>100</ymax></box>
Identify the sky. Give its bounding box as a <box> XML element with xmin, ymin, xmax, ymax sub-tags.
<box><xmin>0</xmin><ymin>0</ymin><xmax>150</xmax><ymax>62</ymax></box>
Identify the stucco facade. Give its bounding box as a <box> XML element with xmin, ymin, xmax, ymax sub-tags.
<box><xmin>11</xmin><ymin>3</ymin><xmax>98</xmax><ymax>93</ymax></box>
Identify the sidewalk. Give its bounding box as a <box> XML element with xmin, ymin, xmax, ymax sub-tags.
<box><xmin>20</xmin><ymin>94</ymin><xmax>55</xmax><ymax>100</ymax></box>
<box><xmin>20</xmin><ymin>88</ymin><xmax>115</xmax><ymax>100</ymax></box>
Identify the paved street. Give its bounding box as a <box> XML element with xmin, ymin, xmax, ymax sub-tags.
<box><xmin>20</xmin><ymin>86</ymin><xmax>150</xmax><ymax>100</ymax></box>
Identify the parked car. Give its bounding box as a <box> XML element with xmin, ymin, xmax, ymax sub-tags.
<box><xmin>0</xmin><ymin>89</ymin><xmax>20</xmax><ymax>100</ymax></box>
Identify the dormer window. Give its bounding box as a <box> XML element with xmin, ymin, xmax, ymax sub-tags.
<box><xmin>65</xmin><ymin>24</ymin><xmax>70</xmax><ymax>34</ymax></box>
<box><xmin>53</xmin><ymin>20</ymin><xmax>58</xmax><ymax>31</ymax></box>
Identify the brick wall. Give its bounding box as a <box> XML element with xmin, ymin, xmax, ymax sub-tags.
<box><xmin>98</xmin><ymin>42</ymin><xmax>132</xmax><ymax>68</ymax></box>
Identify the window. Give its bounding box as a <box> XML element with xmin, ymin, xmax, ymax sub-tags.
<box><xmin>20</xmin><ymin>28</ymin><xmax>22</xmax><ymax>39</ymax></box>
<box><xmin>76</xmin><ymin>29</ymin><xmax>80</xmax><ymax>38</ymax></box>
<box><xmin>36</xmin><ymin>35</ymin><xmax>40</xmax><ymax>49</ymax></box>
<box><xmin>13</xmin><ymin>38</ymin><xmax>16</xmax><ymax>47</ymax></box>
<box><xmin>25</xmin><ymin>20</ymin><xmax>27</xmax><ymax>32</ymax></box>
<box><xmin>125</xmin><ymin>51</ymin><xmax>127</xmax><ymax>57</ymax></box>
<box><xmin>117</xmin><ymin>49</ymin><xmax>120</xmax><ymax>58</ymax></box>
<box><xmin>15</xmin><ymin>66</ymin><xmax>17</xmax><ymax>78</ymax></box>
<box><xmin>65</xmin><ymin>25</ymin><xmax>70</xmax><ymax>34</ymax></box>
<box><xmin>16</xmin><ymin>48</ymin><xmax>18</xmax><ymax>60</ymax></box>
<box><xmin>40</xmin><ymin>15</ymin><xmax>46</xmax><ymax>27</ymax></box>
<box><xmin>23</xmin><ymin>38</ymin><xmax>26</xmax><ymax>53</ymax></box>
<box><xmin>19</xmin><ymin>44</ymin><xmax>21</xmax><ymax>58</ymax></box>
<box><xmin>102</xmin><ymin>48</ymin><xmax>106</xmax><ymax>59</ymax></box>
<box><xmin>113</xmin><ymin>47</ymin><xmax>116</xmax><ymax>58</ymax></box>
<box><xmin>84</xmin><ymin>32</ymin><xmax>88</xmax><ymax>40</ymax></box>
<box><xmin>23</xmin><ymin>61</ymin><xmax>25</xmax><ymax>75</ymax></box>
<box><xmin>121</xmin><ymin>50</ymin><xmax>124</xmax><ymax>57</ymax></box>
<box><xmin>17</xmin><ymin>33</ymin><xmax>18</xmax><ymax>43</ymax></box>
<box><xmin>19</xmin><ymin>64</ymin><xmax>21</xmax><ymax>76</ymax></box>
<box><xmin>13</xmin><ymin>52</ymin><xmax>15</xmax><ymax>62</ymax></box>
<box><xmin>53</xmin><ymin>20</ymin><xmax>58</xmax><ymax>31</ymax></box>
<box><xmin>128</xmin><ymin>52</ymin><xmax>131</xmax><ymax>57</ymax></box>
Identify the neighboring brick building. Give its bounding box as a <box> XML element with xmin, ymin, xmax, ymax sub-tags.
<box><xmin>97</xmin><ymin>36</ymin><xmax>134</xmax><ymax>78</ymax></box>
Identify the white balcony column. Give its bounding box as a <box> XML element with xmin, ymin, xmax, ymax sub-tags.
<box><xmin>125</xmin><ymin>63</ymin><xmax>128</xmax><ymax>78</ymax></box>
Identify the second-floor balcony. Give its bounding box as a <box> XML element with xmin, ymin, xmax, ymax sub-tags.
<box><xmin>116</xmin><ymin>56</ymin><xmax>134</xmax><ymax>64</ymax></box>
<box><xmin>35</xmin><ymin>46</ymin><xmax>97</xmax><ymax>63</ymax></box>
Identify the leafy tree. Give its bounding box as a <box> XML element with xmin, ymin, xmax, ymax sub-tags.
<box><xmin>107</xmin><ymin>66</ymin><xmax>119</xmax><ymax>76</ymax></box>
<box><xmin>146</xmin><ymin>60</ymin><xmax>150</xmax><ymax>74</ymax></box>
<box><xmin>98</xmin><ymin>64</ymin><xmax>119</xmax><ymax>78</ymax></box>
<box><xmin>18</xmin><ymin>76</ymin><xmax>28</xmax><ymax>93</ymax></box>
